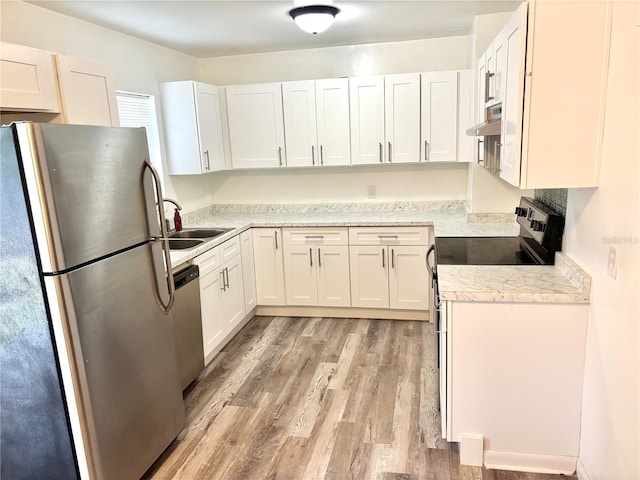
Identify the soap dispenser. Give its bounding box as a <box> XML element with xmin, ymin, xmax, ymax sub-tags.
<box><xmin>173</xmin><ymin>208</ymin><xmax>182</xmax><ymax>231</ymax></box>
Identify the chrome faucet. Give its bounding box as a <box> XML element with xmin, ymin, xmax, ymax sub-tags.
<box><xmin>160</xmin><ymin>198</ymin><xmax>182</xmax><ymax>233</ymax></box>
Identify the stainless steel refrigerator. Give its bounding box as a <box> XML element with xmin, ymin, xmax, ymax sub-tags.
<box><xmin>1</xmin><ymin>123</ymin><xmax>185</xmax><ymax>480</ymax></box>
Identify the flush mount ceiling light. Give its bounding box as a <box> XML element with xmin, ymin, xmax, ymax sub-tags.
<box><xmin>289</xmin><ymin>5</ymin><xmax>340</xmax><ymax>35</ymax></box>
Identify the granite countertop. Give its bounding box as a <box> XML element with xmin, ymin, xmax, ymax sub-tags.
<box><xmin>168</xmin><ymin>201</ymin><xmax>590</xmax><ymax>304</ymax></box>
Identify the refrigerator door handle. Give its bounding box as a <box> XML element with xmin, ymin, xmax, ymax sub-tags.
<box><xmin>144</xmin><ymin>159</ymin><xmax>175</xmax><ymax>314</ymax></box>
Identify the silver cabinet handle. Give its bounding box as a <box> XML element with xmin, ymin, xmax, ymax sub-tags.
<box><xmin>379</xmin><ymin>142</ymin><xmax>383</xmax><ymax>163</ymax></box>
<box><xmin>204</xmin><ymin>150</ymin><xmax>210</xmax><ymax>171</ymax></box>
<box><xmin>225</xmin><ymin>267</ymin><xmax>230</xmax><ymax>289</ymax></box>
<box><xmin>477</xmin><ymin>139</ymin><xmax>484</xmax><ymax>165</ymax></box>
<box><xmin>382</xmin><ymin>248</ymin><xmax>386</xmax><ymax>268</ymax></box>
<box><xmin>318</xmin><ymin>248</ymin><xmax>321</xmax><ymax>267</ymax></box>
<box><xmin>494</xmin><ymin>142</ymin><xmax>503</xmax><ymax>174</ymax></box>
<box><xmin>144</xmin><ymin>159</ymin><xmax>175</xmax><ymax>315</ymax></box>
<box><xmin>391</xmin><ymin>248</ymin><xmax>395</xmax><ymax>269</ymax></box>
<box><xmin>274</xmin><ymin>230</ymin><xmax>278</xmax><ymax>250</ymax></box>
<box><xmin>309</xmin><ymin>248</ymin><xmax>313</xmax><ymax>267</ymax></box>
<box><xmin>424</xmin><ymin>141</ymin><xmax>428</xmax><ymax>161</ymax></box>
<box><xmin>278</xmin><ymin>146</ymin><xmax>283</xmax><ymax>166</ymax></box>
<box><xmin>378</xmin><ymin>235</ymin><xmax>398</xmax><ymax>239</ymax></box>
<box><xmin>388</xmin><ymin>141</ymin><xmax>392</xmax><ymax>163</ymax></box>
<box><xmin>485</xmin><ymin>71</ymin><xmax>495</xmax><ymax>102</ymax></box>
<box><xmin>320</xmin><ymin>145</ymin><xmax>324</xmax><ymax>165</ymax></box>
<box><xmin>311</xmin><ymin>145</ymin><xmax>315</xmax><ymax>166</ymax></box>
<box><xmin>220</xmin><ymin>270</ymin><xmax>226</xmax><ymax>291</ymax></box>
<box><xmin>305</xmin><ymin>235</ymin><xmax>324</xmax><ymax>239</ymax></box>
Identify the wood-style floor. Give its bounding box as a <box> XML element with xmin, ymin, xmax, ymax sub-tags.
<box><xmin>144</xmin><ymin>316</ymin><xmax>574</xmax><ymax>480</ymax></box>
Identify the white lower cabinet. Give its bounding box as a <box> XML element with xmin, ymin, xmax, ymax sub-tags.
<box><xmin>193</xmin><ymin>236</ymin><xmax>246</xmax><ymax>363</ymax></box>
<box><xmin>252</xmin><ymin>228</ymin><xmax>286</xmax><ymax>305</ymax></box>
<box><xmin>349</xmin><ymin>245</ymin><xmax>429</xmax><ymax>310</ymax></box>
<box><xmin>283</xmin><ymin>240</ymin><xmax>350</xmax><ymax>307</ymax></box>
<box><xmin>240</xmin><ymin>229</ymin><xmax>257</xmax><ymax>312</ymax></box>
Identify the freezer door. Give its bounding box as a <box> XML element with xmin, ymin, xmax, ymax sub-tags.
<box><xmin>15</xmin><ymin>123</ymin><xmax>161</xmax><ymax>273</ymax></box>
<box><xmin>52</xmin><ymin>241</ymin><xmax>184</xmax><ymax>480</ymax></box>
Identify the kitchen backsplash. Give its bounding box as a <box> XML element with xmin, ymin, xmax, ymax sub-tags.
<box><xmin>534</xmin><ymin>189</ymin><xmax>567</xmax><ymax>216</ymax></box>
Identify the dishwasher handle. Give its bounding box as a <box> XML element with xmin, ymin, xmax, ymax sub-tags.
<box><xmin>174</xmin><ymin>265</ymin><xmax>200</xmax><ymax>289</ymax></box>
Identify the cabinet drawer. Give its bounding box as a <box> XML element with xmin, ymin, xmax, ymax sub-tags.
<box><xmin>283</xmin><ymin>227</ymin><xmax>348</xmax><ymax>245</ymax></box>
<box><xmin>193</xmin><ymin>246</ymin><xmax>221</xmax><ymax>274</ymax></box>
<box><xmin>349</xmin><ymin>226</ymin><xmax>430</xmax><ymax>245</ymax></box>
<box><xmin>219</xmin><ymin>235</ymin><xmax>241</xmax><ymax>262</ymax></box>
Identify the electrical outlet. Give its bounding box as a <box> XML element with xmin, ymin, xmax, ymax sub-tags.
<box><xmin>607</xmin><ymin>246</ymin><xmax>617</xmax><ymax>279</ymax></box>
<box><xmin>367</xmin><ymin>185</ymin><xmax>376</xmax><ymax>199</ymax></box>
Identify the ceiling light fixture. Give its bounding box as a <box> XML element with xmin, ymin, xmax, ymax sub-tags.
<box><xmin>289</xmin><ymin>5</ymin><xmax>340</xmax><ymax>35</ymax></box>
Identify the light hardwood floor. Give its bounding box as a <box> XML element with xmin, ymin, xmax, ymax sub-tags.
<box><xmin>144</xmin><ymin>316</ymin><xmax>575</xmax><ymax>480</ymax></box>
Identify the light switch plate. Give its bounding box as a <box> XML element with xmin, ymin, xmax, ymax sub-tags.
<box><xmin>607</xmin><ymin>246</ymin><xmax>617</xmax><ymax>279</ymax></box>
<box><xmin>367</xmin><ymin>185</ymin><xmax>376</xmax><ymax>199</ymax></box>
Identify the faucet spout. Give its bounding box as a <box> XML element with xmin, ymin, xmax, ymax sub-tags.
<box><xmin>162</xmin><ymin>198</ymin><xmax>182</xmax><ymax>210</ymax></box>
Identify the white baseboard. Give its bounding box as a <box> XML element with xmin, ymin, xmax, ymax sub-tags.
<box><xmin>255</xmin><ymin>305</ymin><xmax>430</xmax><ymax>321</ymax></box>
<box><xmin>483</xmin><ymin>450</ymin><xmax>577</xmax><ymax>475</ymax></box>
<box><xmin>576</xmin><ymin>458</ymin><xmax>591</xmax><ymax>480</ymax></box>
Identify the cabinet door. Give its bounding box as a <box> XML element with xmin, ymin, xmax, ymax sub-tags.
<box><xmin>315</xmin><ymin>78</ymin><xmax>351</xmax><ymax>166</ymax></box>
<box><xmin>388</xmin><ymin>246</ymin><xmax>430</xmax><ymax>310</ymax></box>
<box><xmin>283</xmin><ymin>245</ymin><xmax>318</xmax><ymax>306</ymax></box>
<box><xmin>221</xmin><ymin>256</ymin><xmax>245</xmax><ymax>333</ymax></box>
<box><xmin>349</xmin><ymin>76</ymin><xmax>385</xmax><ymax>165</ymax></box>
<box><xmin>499</xmin><ymin>5</ymin><xmax>528</xmax><ymax>187</ymax></box>
<box><xmin>226</xmin><ymin>83</ymin><xmax>285</xmax><ymax>169</ymax></box>
<box><xmin>476</xmin><ymin>53</ymin><xmax>487</xmax><ymax>123</ymax></box>
<box><xmin>252</xmin><ymin>228</ymin><xmax>286</xmax><ymax>305</ymax></box>
<box><xmin>0</xmin><ymin>42</ymin><xmax>59</xmax><ymax>112</ymax></box>
<box><xmin>200</xmin><ymin>269</ymin><xmax>225</xmax><ymax>361</ymax></box>
<box><xmin>384</xmin><ymin>74</ymin><xmax>420</xmax><ymax>164</ymax></box>
<box><xmin>195</xmin><ymin>82</ymin><xmax>225</xmax><ymax>172</ymax></box>
<box><xmin>484</xmin><ymin>42</ymin><xmax>497</xmax><ymax>107</ymax></box>
<box><xmin>493</xmin><ymin>33</ymin><xmax>507</xmax><ymax>107</ymax></box>
<box><xmin>421</xmin><ymin>71</ymin><xmax>458</xmax><ymax>162</ymax></box>
<box><xmin>282</xmin><ymin>81</ymin><xmax>318</xmax><ymax>167</ymax></box>
<box><xmin>317</xmin><ymin>246</ymin><xmax>351</xmax><ymax>307</ymax></box>
<box><xmin>55</xmin><ymin>55</ymin><xmax>119</xmax><ymax>126</ymax></box>
<box><xmin>349</xmin><ymin>246</ymin><xmax>389</xmax><ymax>308</ymax></box>
<box><xmin>240</xmin><ymin>229</ymin><xmax>257</xmax><ymax>313</ymax></box>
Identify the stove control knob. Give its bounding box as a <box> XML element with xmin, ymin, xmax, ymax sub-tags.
<box><xmin>530</xmin><ymin>219</ymin><xmax>539</xmax><ymax>230</ymax></box>
<box><xmin>515</xmin><ymin>207</ymin><xmax>527</xmax><ymax>217</ymax></box>
<box><xmin>534</xmin><ymin>221</ymin><xmax>546</xmax><ymax>232</ymax></box>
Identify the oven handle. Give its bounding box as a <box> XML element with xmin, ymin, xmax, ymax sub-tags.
<box><xmin>425</xmin><ymin>244</ymin><xmax>436</xmax><ymax>280</ymax></box>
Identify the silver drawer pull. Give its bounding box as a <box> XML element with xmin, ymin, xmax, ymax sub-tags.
<box><xmin>377</xmin><ymin>235</ymin><xmax>399</xmax><ymax>239</ymax></box>
<box><xmin>305</xmin><ymin>235</ymin><xmax>325</xmax><ymax>239</ymax></box>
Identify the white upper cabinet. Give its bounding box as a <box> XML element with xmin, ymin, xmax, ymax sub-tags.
<box><xmin>282</xmin><ymin>81</ymin><xmax>318</xmax><ymax>167</ymax></box>
<box><xmin>478</xmin><ymin>0</ymin><xmax>612</xmax><ymax>189</ymax></box>
<box><xmin>315</xmin><ymin>78</ymin><xmax>351</xmax><ymax>166</ymax></box>
<box><xmin>226</xmin><ymin>83</ymin><xmax>286</xmax><ymax>169</ymax></box>
<box><xmin>384</xmin><ymin>73</ymin><xmax>421</xmax><ymax>164</ymax></box>
<box><xmin>349</xmin><ymin>76</ymin><xmax>385</xmax><ymax>165</ymax></box>
<box><xmin>55</xmin><ymin>55</ymin><xmax>119</xmax><ymax>126</ymax></box>
<box><xmin>0</xmin><ymin>42</ymin><xmax>59</xmax><ymax>112</ymax></box>
<box><xmin>160</xmin><ymin>81</ymin><xmax>225</xmax><ymax>175</ymax></box>
<box><xmin>421</xmin><ymin>70</ymin><xmax>472</xmax><ymax>163</ymax></box>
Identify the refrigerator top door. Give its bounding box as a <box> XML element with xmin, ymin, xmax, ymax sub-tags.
<box><xmin>14</xmin><ymin>123</ymin><xmax>160</xmax><ymax>273</ymax></box>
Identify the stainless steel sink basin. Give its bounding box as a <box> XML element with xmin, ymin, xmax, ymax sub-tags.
<box><xmin>168</xmin><ymin>239</ymin><xmax>204</xmax><ymax>250</ymax></box>
<box><xmin>169</xmin><ymin>228</ymin><xmax>233</xmax><ymax>239</ymax></box>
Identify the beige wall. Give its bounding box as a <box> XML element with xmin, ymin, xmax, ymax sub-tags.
<box><xmin>564</xmin><ymin>3</ymin><xmax>639</xmax><ymax>479</ymax></box>
<box><xmin>0</xmin><ymin>0</ymin><xmax>214</xmax><ymax>213</ymax></box>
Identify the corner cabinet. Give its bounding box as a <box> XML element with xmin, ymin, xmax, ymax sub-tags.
<box><xmin>55</xmin><ymin>54</ymin><xmax>119</xmax><ymax>126</ymax></box>
<box><xmin>160</xmin><ymin>81</ymin><xmax>225</xmax><ymax>175</ymax></box>
<box><xmin>225</xmin><ymin>83</ymin><xmax>286</xmax><ymax>169</ymax></box>
<box><xmin>421</xmin><ymin>70</ymin><xmax>471</xmax><ymax>163</ymax></box>
<box><xmin>252</xmin><ymin>228</ymin><xmax>286</xmax><ymax>305</ymax></box>
<box><xmin>0</xmin><ymin>42</ymin><xmax>59</xmax><ymax>112</ymax></box>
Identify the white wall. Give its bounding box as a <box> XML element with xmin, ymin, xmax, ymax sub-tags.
<box><xmin>465</xmin><ymin>11</ymin><xmax>532</xmax><ymax>213</ymax></box>
<box><xmin>564</xmin><ymin>3</ymin><xmax>639</xmax><ymax>479</ymax></box>
<box><xmin>0</xmin><ymin>1</ymin><xmax>212</xmax><ymax>213</ymax></box>
<box><xmin>197</xmin><ymin>36</ymin><xmax>471</xmax><ymax>207</ymax></box>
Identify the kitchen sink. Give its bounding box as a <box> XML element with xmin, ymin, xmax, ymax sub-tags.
<box><xmin>168</xmin><ymin>239</ymin><xmax>204</xmax><ymax>250</ymax></box>
<box><xmin>169</xmin><ymin>228</ymin><xmax>233</xmax><ymax>239</ymax></box>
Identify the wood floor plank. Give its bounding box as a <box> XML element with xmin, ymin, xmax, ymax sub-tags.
<box><xmin>146</xmin><ymin>316</ymin><xmax>576</xmax><ymax>480</ymax></box>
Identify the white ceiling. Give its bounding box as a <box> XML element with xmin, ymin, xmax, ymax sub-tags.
<box><xmin>28</xmin><ymin>1</ymin><xmax>521</xmax><ymax>58</ymax></box>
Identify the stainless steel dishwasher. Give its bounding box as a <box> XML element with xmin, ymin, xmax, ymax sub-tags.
<box><xmin>171</xmin><ymin>264</ymin><xmax>204</xmax><ymax>390</ymax></box>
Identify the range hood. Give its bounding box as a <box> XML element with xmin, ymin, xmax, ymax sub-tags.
<box><xmin>466</xmin><ymin>119</ymin><xmax>501</xmax><ymax>136</ymax></box>
<box><xmin>467</xmin><ymin>103</ymin><xmax>502</xmax><ymax>136</ymax></box>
